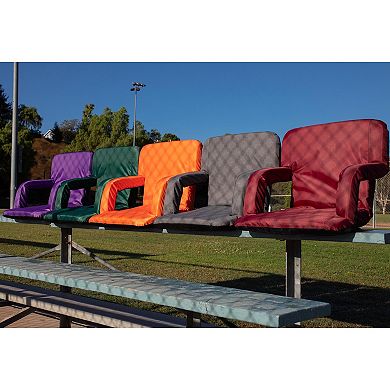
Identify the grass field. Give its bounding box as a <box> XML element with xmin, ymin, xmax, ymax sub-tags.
<box><xmin>0</xmin><ymin>220</ymin><xmax>389</xmax><ymax>328</ymax></box>
<box><xmin>374</xmin><ymin>213</ymin><xmax>390</xmax><ymax>225</ymax></box>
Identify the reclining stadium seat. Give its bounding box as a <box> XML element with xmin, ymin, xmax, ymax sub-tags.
<box><xmin>3</xmin><ymin>152</ymin><xmax>93</xmax><ymax>219</ymax></box>
<box><xmin>44</xmin><ymin>146</ymin><xmax>139</xmax><ymax>223</ymax></box>
<box><xmin>88</xmin><ymin>140</ymin><xmax>202</xmax><ymax>226</ymax></box>
<box><xmin>235</xmin><ymin>119</ymin><xmax>389</xmax><ymax>232</ymax></box>
<box><xmin>154</xmin><ymin>132</ymin><xmax>281</xmax><ymax>227</ymax></box>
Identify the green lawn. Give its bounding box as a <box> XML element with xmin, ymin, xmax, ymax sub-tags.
<box><xmin>374</xmin><ymin>213</ymin><xmax>390</xmax><ymax>224</ymax></box>
<box><xmin>0</xmin><ymin>221</ymin><xmax>389</xmax><ymax>327</ymax></box>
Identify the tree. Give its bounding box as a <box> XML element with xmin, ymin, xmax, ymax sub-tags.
<box><xmin>110</xmin><ymin>107</ymin><xmax>132</xmax><ymax>146</ymax></box>
<box><xmin>149</xmin><ymin>129</ymin><xmax>161</xmax><ymax>143</ymax></box>
<box><xmin>66</xmin><ymin>104</ymin><xmax>95</xmax><ymax>151</ymax></box>
<box><xmin>376</xmin><ymin>171</ymin><xmax>390</xmax><ymax>214</ymax></box>
<box><xmin>66</xmin><ymin>104</ymin><xmax>181</xmax><ymax>152</ymax></box>
<box><xmin>161</xmin><ymin>133</ymin><xmax>180</xmax><ymax>142</ymax></box>
<box><xmin>66</xmin><ymin>105</ymin><xmax>131</xmax><ymax>152</ymax></box>
<box><xmin>0</xmin><ymin>88</ymin><xmax>42</xmax><ymax>200</ymax></box>
<box><xmin>18</xmin><ymin>104</ymin><xmax>42</xmax><ymax>136</ymax></box>
<box><xmin>0</xmin><ymin>120</ymin><xmax>35</xmax><ymax>198</ymax></box>
<box><xmin>59</xmin><ymin>119</ymin><xmax>80</xmax><ymax>144</ymax></box>
<box><xmin>51</xmin><ymin>122</ymin><xmax>62</xmax><ymax>143</ymax></box>
<box><xmin>0</xmin><ymin>84</ymin><xmax>12</xmax><ymax>129</ymax></box>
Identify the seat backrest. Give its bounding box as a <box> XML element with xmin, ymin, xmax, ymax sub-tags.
<box><xmin>138</xmin><ymin>140</ymin><xmax>202</xmax><ymax>212</ymax></box>
<box><xmin>49</xmin><ymin>151</ymin><xmax>93</xmax><ymax>207</ymax></box>
<box><xmin>92</xmin><ymin>146</ymin><xmax>139</xmax><ymax>210</ymax></box>
<box><xmin>202</xmin><ymin>132</ymin><xmax>281</xmax><ymax>206</ymax></box>
<box><xmin>282</xmin><ymin>119</ymin><xmax>389</xmax><ymax>214</ymax></box>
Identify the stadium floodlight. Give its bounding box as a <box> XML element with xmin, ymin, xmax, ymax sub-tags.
<box><xmin>131</xmin><ymin>82</ymin><xmax>146</xmax><ymax>146</ymax></box>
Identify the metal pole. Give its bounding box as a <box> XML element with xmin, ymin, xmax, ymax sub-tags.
<box><xmin>286</xmin><ymin>240</ymin><xmax>301</xmax><ymax>299</ymax></box>
<box><xmin>133</xmin><ymin>90</ymin><xmax>137</xmax><ymax>147</ymax></box>
<box><xmin>59</xmin><ymin>227</ymin><xmax>72</xmax><ymax>327</ymax></box>
<box><xmin>10</xmin><ymin>62</ymin><xmax>19</xmax><ymax>208</ymax></box>
<box><xmin>373</xmin><ymin>180</ymin><xmax>377</xmax><ymax>228</ymax></box>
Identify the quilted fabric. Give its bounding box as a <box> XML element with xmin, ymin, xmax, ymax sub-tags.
<box><xmin>48</xmin><ymin>152</ymin><xmax>94</xmax><ymax>208</ymax></box>
<box><xmin>155</xmin><ymin>205</ymin><xmax>235</xmax><ymax>227</ymax></box>
<box><xmin>281</xmin><ymin>119</ymin><xmax>388</xmax><ymax>210</ymax></box>
<box><xmin>3</xmin><ymin>204</ymin><xmax>54</xmax><ymax>219</ymax></box>
<box><xmin>235</xmin><ymin>119</ymin><xmax>389</xmax><ymax>232</ymax></box>
<box><xmin>236</xmin><ymin>207</ymin><xmax>354</xmax><ymax>232</ymax></box>
<box><xmin>44</xmin><ymin>146</ymin><xmax>139</xmax><ymax>223</ymax></box>
<box><xmin>92</xmin><ymin>146</ymin><xmax>139</xmax><ymax>210</ymax></box>
<box><xmin>45</xmin><ymin>205</ymin><xmax>96</xmax><ymax>223</ymax></box>
<box><xmin>203</xmin><ymin>132</ymin><xmax>280</xmax><ymax>206</ymax></box>
<box><xmin>12</xmin><ymin>179</ymin><xmax>54</xmax><ymax>209</ymax></box>
<box><xmin>162</xmin><ymin>172</ymin><xmax>209</xmax><ymax>215</ymax></box>
<box><xmin>89</xmin><ymin>140</ymin><xmax>202</xmax><ymax>226</ymax></box>
<box><xmin>4</xmin><ymin>152</ymin><xmax>93</xmax><ymax>219</ymax></box>
<box><xmin>156</xmin><ymin>132</ymin><xmax>281</xmax><ymax>226</ymax></box>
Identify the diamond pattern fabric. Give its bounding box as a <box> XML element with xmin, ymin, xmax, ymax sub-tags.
<box><xmin>235</xmin><ymin>119</ymin><xmax>389</xmax><ymax>232</ymax></box>
<box><xmin>155</xmin><ymin>132</ymin><xmax>281</xmax><ymax>226</ymax></box>
<box><xmin>4</xmin><ymin>152</ymin><xmax>93</xmax><ymax>219</ymax></box>
<box><xmin>44</xmin><ymin>146</ymin><xmax>139</xmax><ymax>223</ymax></box>
<box><xmin>89</xmin><ymin>140</ymin><xmax>202</xmax><ymax>226</ymax></box>
<box><xmin>203</xmin><ymin>132</ymin><xmax>280</xmax><ymax>206</ymax></box>
<box><xmin>155</xmin><ymin>205</ymin><xmax>235</xmax><ymax>227</ymax></box>
<box><xmin>92</xmin><ymin>146</ymin><xmax>139</xmax><ymax>210</ymax></box>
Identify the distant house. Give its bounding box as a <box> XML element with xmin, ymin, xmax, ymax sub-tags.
<box><xmin>43</xmin><ymin>129</ymin><xmax>54</xmax><ymax>141</ymax></box>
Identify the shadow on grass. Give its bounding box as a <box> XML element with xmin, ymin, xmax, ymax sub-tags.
<box><xmin>213</xmin><ymin>275</ymin><xmax>390</xmax><ymax>328</ymax></box>
<box><xmin>1</xmin><ymin>238</ymin><xmax>388</xmax><ymax>327</ymax></box>
<box><xmin>0</xmin><ymin>238</ymin><xmax>157</xmax><ymax>261</ymax></box>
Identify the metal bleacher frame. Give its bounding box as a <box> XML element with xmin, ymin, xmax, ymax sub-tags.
<box><xmin>0</xmin><ymin>215</ymin><xmax>389</xmax><ymax>327</ymax></box>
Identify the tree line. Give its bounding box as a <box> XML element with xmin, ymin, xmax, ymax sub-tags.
<box><xmin>0</xmin><ymin>83</ymin><xmax>180</xmax><ymax>199</ymax></box>
<box><xmin>50</xmin><ymin>103</ymin><xmax>179</xmax><ymax>151</ymax></box>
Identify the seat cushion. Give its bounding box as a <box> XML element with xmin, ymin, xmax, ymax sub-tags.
<box><xmin>89</xmin><ymin>205</ymin><xmax>156</xmax><ymax>227</ymax></box>
<box><xmin>155</xmin><ymin>205</ymin><xmax>236</xmax><ymax>227</ymax></box>
<box><xmin>44</xmin><ymin>205</ymin><xmax>97</xmax><ymax>223</ymax></box>
<box><xmin>235</xmin><ymin>207</ymin><xmax>354</xmax><ymax>232</ymax></box>
<box><xmin>3</xmin><ymin>205</ymin><xmax>51</xmax><ymax>219</ymax></box>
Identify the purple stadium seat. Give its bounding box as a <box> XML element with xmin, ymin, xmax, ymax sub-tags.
<box><xmin>3</xmin><ymin>151</ymin><xmax>93</xmax><ymax>219</ymax></box>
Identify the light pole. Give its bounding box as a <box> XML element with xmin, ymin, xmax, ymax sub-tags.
<box><xmin>130</xmin><ymin>82</ymin><xmax>146</xmax><ymax>147</ymax></box>
<box><xmin>10</xmin><ymin>62</ymin><xmax>19</xmax><ymax>208</ymax></box>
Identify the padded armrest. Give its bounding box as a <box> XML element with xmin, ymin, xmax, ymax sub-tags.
<box><xmin>14</xmin><ymin>179</ymin><xmax>54</xmax><ymax>208</ymax></box>
<box><xmin>336</xmin><ymin>162</ymin><xmax>388</xmax><ymax>222</ymax></box>
<box><xmin>55</xmin><ymin>177</ymin><xmax>97</xmax><ymax>209</ymax></box>
<box><xmin>243</xmin><ymin>167</ymin><xmax>292</xmax><ymax>215</ymax></box>
<box><xmin>163</xmin><ymin>171</ymin><xmax>209</xmax><ymax>215</ymax></box>
<box><xmin>99</xmin><ymin>176</ymin><xmax>145</xmax><ymax>213</ymax></box>
<box><xmin>231</xmin><ymin>170</ymin><xmax>258</xmax><ymax>217</ymax></box>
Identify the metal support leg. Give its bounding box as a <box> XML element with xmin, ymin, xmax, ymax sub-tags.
<box><xmin>286</xmin><ymin>240</ymin><xmax>301</xmax><ymax>299</ymax></box>
<box><xmin>186</xmin><ymin>311</ymin><xmax>201</xmax><ymax>328</ymax></box>
<box><xmin>32</xmin><ymin>239</ymin><xmax>117</xmax><ymax>271</ymax></box>
<box><xmin>60</xmin><ymin>228</ymin><xmax>72</xmax><ymax>328</ymax></box>
<box><xmin>71</xmin><ymin>241</ymin><xmax>117</xmax><ymax>271</ymax></box>
<box><xmin>31</xmin><ymin>244</ymin><xmax>61</xmax><ymax>259</ymax></box>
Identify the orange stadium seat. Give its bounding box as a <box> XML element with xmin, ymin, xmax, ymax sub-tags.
<box><xmin>89</xmin><ymin>140</ymin><xmax>202</xmax><ymax>226</ymax></box>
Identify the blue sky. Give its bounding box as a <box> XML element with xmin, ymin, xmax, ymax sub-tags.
<box><xmin>0</xmin><ymin>62</ymin><xmax>390</xmax><ymax>142</ymax></box>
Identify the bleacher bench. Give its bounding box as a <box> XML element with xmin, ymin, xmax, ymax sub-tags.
<box><xmin>0</xmin><ymin>253</ymin><xmax>331</xmax><ymax>328</ymax></box>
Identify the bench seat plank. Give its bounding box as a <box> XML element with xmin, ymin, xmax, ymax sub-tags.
<box><xmin>0</xmin><ymin>254</ymin><xmax>330</xmax><ymax>327</ymax></box>
<box><xmin>0</xmin><ymin>280</ymin><xmax>193</xmax><ymax>328</ymax></box>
